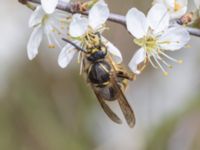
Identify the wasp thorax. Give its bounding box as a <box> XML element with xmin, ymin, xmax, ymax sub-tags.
<box><xmin>134</xmin><ymin>36</ymin><xmax>157</xmax><ymax>52</ymax></box>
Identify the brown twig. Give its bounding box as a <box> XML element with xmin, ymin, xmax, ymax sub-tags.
<box><xmin>19</xmin><ymin>0</ymin><xmax>200</xmax><ymax>37</ymax></box>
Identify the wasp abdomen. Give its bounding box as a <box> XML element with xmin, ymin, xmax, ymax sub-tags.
<box><xmin>88</xmin><ymin>61</ymin><xmax>111</xmax><ymax>85</ymax></box>
<box><xmin>98</xmin><ymin>86</ymin><xmax>119</xmax><ymax>101</ymax></box>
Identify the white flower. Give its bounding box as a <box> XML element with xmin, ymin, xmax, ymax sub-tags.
<box><xmin>27</xmin><ymin>6</ymin><xmax>70</xmax><ymax>60</ymax></box>
<box><xmin>58</xmin><ymin>0</ymin><xmax>122</xmax><ymax>68</ymax></box>
<box><xmin>41</xmin><ymin>0</ymin><xmax>58</xmax><ymax>14</ymax></box>
<box><xmin>153</xmin><ymin>0</ymin><xmax>188</xmax><ymax>19</ymax></box>
<box><xmin>41</xmin><ymin>0</ymin><xmax>71</xmax><ymax>14</ymax></box>
<box><xmin>126</xmin><ymin>4</ymin><xmax>190</xmax><ymax>75</ymax></box>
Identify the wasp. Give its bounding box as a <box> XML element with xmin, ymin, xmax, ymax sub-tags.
<box><xmin>63</xmin><ymin>30</ymin><xmax>136</xmax><ymax>127</ymax></box>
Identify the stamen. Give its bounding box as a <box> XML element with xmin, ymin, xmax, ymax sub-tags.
<box><xmin>77</xmin><ymin>51</ymin><xmax>81</xmax><ymax>64</ymax></box>
<box><xmin>152</xmin><ymin>54</ymin><xmax>168</xmax><ymax>76</ymax></box>
<box><xmin>51</xmin><ymin>28</ymin><xmax>56</xmax><ymax>32</ymax></box>
<box><xmin>51</xmin><ymin>33</ymin><xmax>62</xmax><ymax>49</ymax></box>
<box><xmin>49</xmin><ymin>19</ymin><xmax>62</xmax><ymax>35</ymax></box>
<box><xmin>53</xmin><ymin>14</ymin><xmax>70</xmax><ymax>27</ymax></box>
<box><xmin>160</xmin><ymin>51</ymin><xmax>183</xmax><ymax>64</ymax></box>
<box><xmin>160</xmin><ymin>59</ymin><xmax>172</xmax><ymax>68</ymax></box>
<box><xmin>47</xmin><ymin>24</ymin><xmax>62</xmax><ymax>49</ymax></box>
<box><xmin>59</xmin><ymin>19</ymin><xmax>68</xmax><ymax>23</ymax></box>
<box><xmin>185</xmin><ymin>44</ymin><xmax>191</xmax><ymax>48</ymax></box>
<box><xmin>178</xmin><ymin>59</ymin><xmax>184</xmax><ymax>64</ymax></box>
<box><xmin>48</xmin><ymin>44</ymin><xmax>56</xmax><ymax>48</ymax></box>
<box><xmin>80</xmin><ymin>59</ymin><xmax>83</xmax><ymax>75</ymax></box>
<box><xmin>47</xmin><ymin>34</ymin><xmax>55</xmax><ymax>48</ymax></box>
<box><xmin>52</xmin><ymin>25</ymin><xmax>62</xmax><ymax>34</ymax></box>
<box><xmin>155</xmin><ymin>53</ymin><xmax>173</xmax><ymax>68</ymax></box>
<box><xmin>97</xmin><ymin>25</ymin><xmax>108</xmax><ymax>33</ymax></box>
<box><xmin>147</xmin><ymin>52</ymin><xmax>158</xmax><ymax>69</ymax></box>
<box><xmin>163</xmin><ymin>72</ymin><xmax>169</xmax><ymax>76</ymax></box>
<box><xmin>134</xmin><ymin>38</ymin><xmax>143</xmax><ymax>47</ymax></box>
<box><xmin>79</xmin><ymin>52</ymin><xmax>84</xmax><ymax>75</ymax></box>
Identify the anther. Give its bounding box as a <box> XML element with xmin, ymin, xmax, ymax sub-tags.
<box><xmin>168</xmin><ymin>65</ymin><xmax>173</xmax><ymax>69</ymax></box>
<box><xmin>163</xmin><ymin>72</ymin><xmax>169</xmax><ymax>76</ymax></box>
<box><xmin>185</xmin><ymin>44</ymin><xmax>191</xmax><ymax>48</ymax></box>
<box><xmin>48</xmin><ymin>44</ymin><xmax>56</xmax><ymax>48</ymax></box>
<box><xmin>174</xmin><ymin>2</ymin><xmax>182</xmax><ymax>12</ymax></box>
<box><xmin>51</xmin><ymin>29</ymin><xmax>56</xmax><ymax>32</ymax></box>
<box><xmin>178</xmin><ymin>59</ymin><xmax>183</xmax><ymax>64</ymax></box>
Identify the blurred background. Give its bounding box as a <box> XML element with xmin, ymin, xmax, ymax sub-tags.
<box><xmin>1</xmin><ymin>0</ymin><xmax>200</xmax><ymax>149</ymax></box>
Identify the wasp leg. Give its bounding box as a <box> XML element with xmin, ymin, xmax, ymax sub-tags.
<box><xmin>115</xmin><ymin>65</ymin><xmax>136</xmax><ymax>81</ymax></box>
<box><xmin>116</xmin><ymin>70</ymin><xmax>135</xmax><ymax>81</ymax></box>
<box><xmin>106</xmin><ymin>55</ymin><xmax>135</xmax><ymax>81</ymax></box>
<box><xmin>112</xmin><ymin>65</ymin><xmax>135</xmax><ymax>91</ymax></box>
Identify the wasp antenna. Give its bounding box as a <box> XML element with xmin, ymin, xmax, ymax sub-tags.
<box><xmin>62</xmin><ymin>38</ymin><xmax>87</xmax><ymax>53</ymax></box>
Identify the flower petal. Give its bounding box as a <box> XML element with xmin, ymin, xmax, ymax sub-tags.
<box><xmin>29</xmin><ymin>6</ymin><xmax>45</xmax><ymax>27</ymax></box>
<box><xmin>62</xmin><ymin>0</ymin><xmax>71</xmax><ymax>2</ymax></box>
<box><xmin>129</xmin><ymin>48</ymin><xmax>146</xmax><ymax>74</ymax></box>
<box><xmin>102</xmin><ymin>37</ymin><xmax>122</xmax><ymax>64</ymax></box>
<box><xmin>27</xmin><ymin>25</ymin><xmax>43</xmax><ymax>60</ymax></box>
<box><xmin>44</xmin><ymin>23</ymin><xmax>62</xmax><ymax>48</ymax></box>
<box><xmin>126</xmin><ymin>8</ymin><xmax>148</xmax><ymax>38</ymax></box>
<box><xmin>58</xmin><ymin>43</ymin><xmax>77</xmax><ymax>68</ymax></box>
<box><xmin>159</xmin><ymin>27</ymin><xmax>190</xmax><ymax>51</ymax></box>
<box><xmin>41</xmin><ymin>0</ymin><xmax>58</xmax><ymax>14</ymax></box>
<box><xmin>69</xmin><ymin>14</ymin><xmax>88</xmax><ymax>37</ymax></box>
<box><xmin>170</xmin><ymin>6</ymin><xmax>187</xmax><ymax>19</ymax></box>
<box><xmin>164</xmin><ymin>0</ymin><xmax>175</xmax><ymax>8</ymax></box>
<box><xmin>147</xmin><ymin>4</ymin><xmax>170</xmax><ymax>33</ymax></box>
<box><xmin>154</xmin><ymin>0</ymin><xmax>187</xmax><ymax>19</ymax></box>
<box><xmin>170</xmin><ymin>0</ymin><xmax>188</xmax><ymax>19</ymax></box>
<box><xmin>89</xmin><ymin>0</ymin><xmax>110</xmax><ymax>30</ymax></box>
<box><xmin>176</xmin><ymin>0</ymin><xmax>188</xmax><ymax>7</ymax></box>
<box><xmin>153</xmin><ymin>0</ymin><xmax>174</xmax><ymax>8</ymax></box>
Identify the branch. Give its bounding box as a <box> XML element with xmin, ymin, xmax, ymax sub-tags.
<box><xmin>186</xmin><ymin>27</ymin><xmax>200</xmax><ymax>36</ymax></box>
<box><xmin>19</xmin><ymin>0</ymin><xmax>200</xmax><ymax>37</ymax></box>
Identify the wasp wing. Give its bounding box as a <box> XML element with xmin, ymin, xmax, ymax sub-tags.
<box><xmin>92</xmin><ymin>86</ymin><xmax>122</xmax><ymax>124</ymax></box>
<box><xmin>110</xmin><ymin>76</ymin><xmax>136</xmax><ymax>128</ymax></box>
<box><xmin>106</xmin><ymin>55</ymin><xmax>136</xmax><ymax>128</ymax></box>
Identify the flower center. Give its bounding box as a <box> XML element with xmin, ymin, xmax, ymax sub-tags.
<box><xmin>134</xmin><ymin>36</ymin><xmax>157</xmax><ymax>52</ymax></box>
<box><xmin>174</xmin><ymin>1</ymin><xmax>182</xmax><ymax>12</ymax></box>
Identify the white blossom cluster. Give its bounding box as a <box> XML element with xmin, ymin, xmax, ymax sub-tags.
<box><xmin>26</xmin><ymin>0</ymin><xmax>200</xmax><ymax>76</ymax></box>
